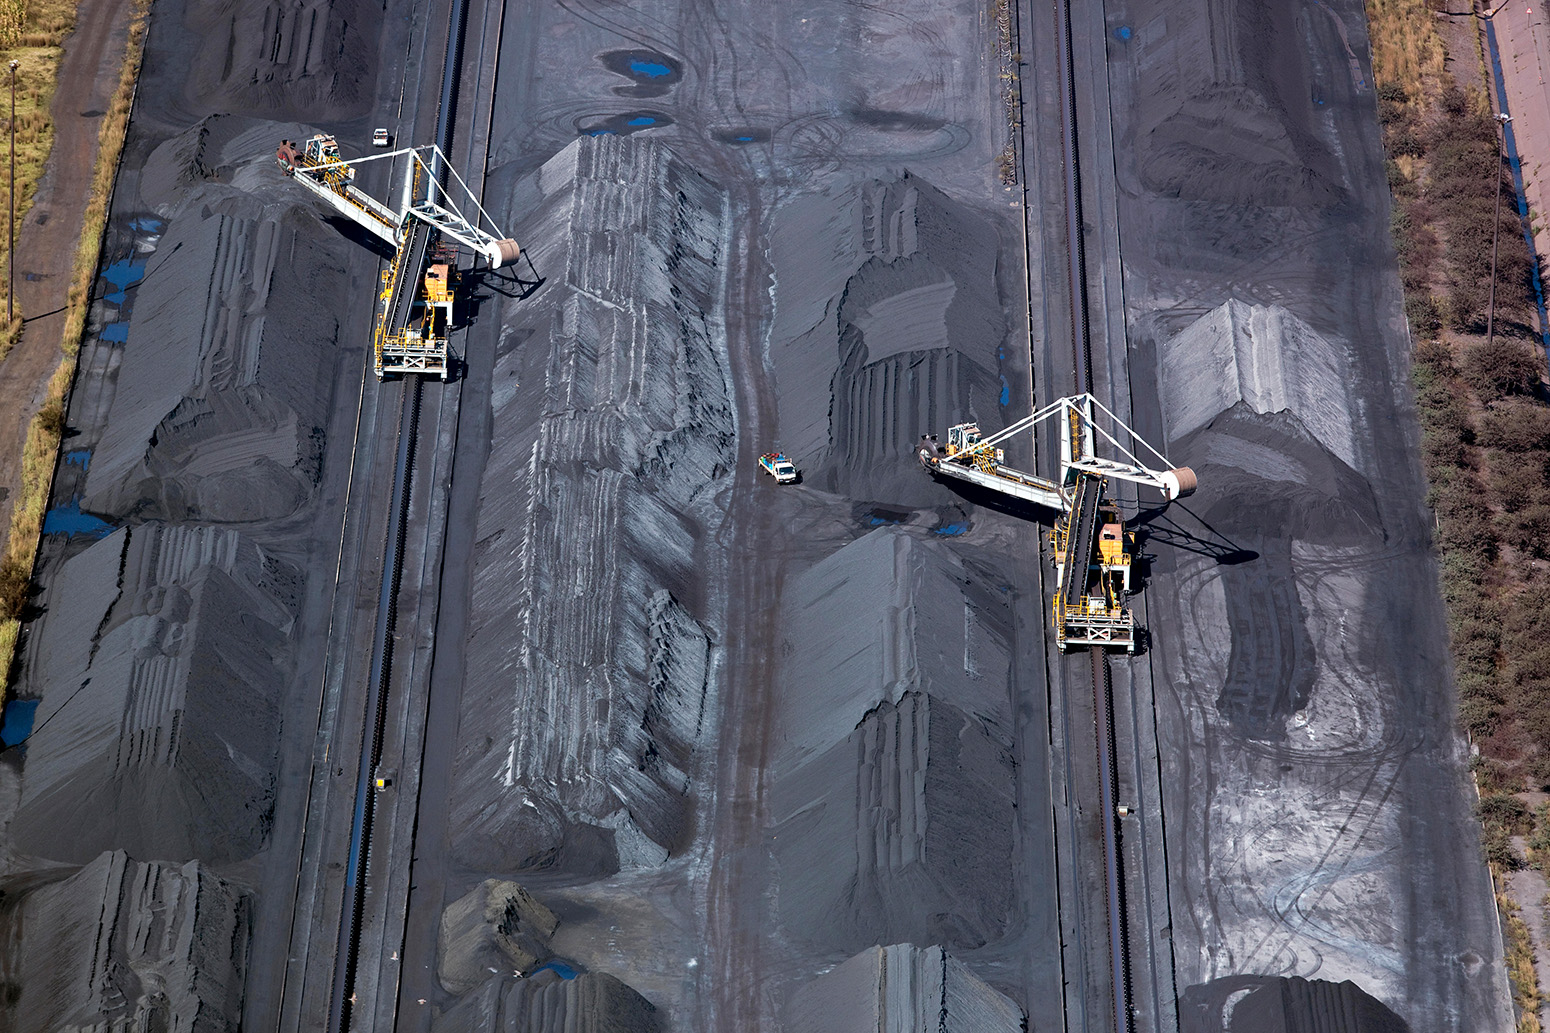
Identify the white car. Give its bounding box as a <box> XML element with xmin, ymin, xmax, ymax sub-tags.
<box><xmin>372</xmin><ymin>128</ymin><xmax>391</xmax><ymax>147</ymax></box>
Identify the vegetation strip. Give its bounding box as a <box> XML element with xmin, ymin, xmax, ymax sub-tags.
<box><xmin>0</xmin><ymin>0</ymin><xmax>149</xmax><ymax>694</ymax></box>
<box><xmin>1369</xmin><ymin>0</ymin><xmax>1550</xmax><ymax>1027</ymax></box>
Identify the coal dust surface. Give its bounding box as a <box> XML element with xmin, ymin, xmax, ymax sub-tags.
<box><xmin>1106</xmin><ymin>0</ymin><xmax>1509</xmax><ymax>1028</ymax></box>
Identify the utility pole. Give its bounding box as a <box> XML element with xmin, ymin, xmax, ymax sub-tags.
<box><xmin>8</xmin><ymin>59</ymin><xmax>17</xmax><ymax>325</ymax></box>
<box><xmin>1488</xmin><ymin>111</ymin><xmax>1511</xmax><ymax>351</ymax></box>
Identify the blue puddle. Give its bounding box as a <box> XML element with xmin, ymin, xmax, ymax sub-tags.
<box><xmin>630</xmin><ymin>59</ymin><xmax>671</xmax><ymax>79</ymax></box>
<box><xmin>43</xmin><ymin>499</ymin><xmax>114</xmax><ymax>538</ymax></box>
<box><xmin>934</xmin><ymin>523</ymin><xmax>969</xmax><ymax>536</ymax></box>
<box><xmin>101</xmin><ymin>258</ymin><xmax>145</xmax><ymax>305</ymax></box>
<box><xmin>532</xmin><ymin>959</ymin><xmax>579</xmax><ymax>980</ymax></box>
<box><xmin>128</xmin><ymin>217</ymin><xmax>163</xmax><ymax>234</ymax></box>
<box><xmin>999</xmin><ymin>379</ymin><xmax>1010</xmax><ymax>406</ymax></box>
<box><xmin>601</xmin><ymin>49</ymin><xmax>683</xmax><ymax>99</ymax></box>
<box><xmin>1</xmin><ymin>699</ymin><xmax>37</xmax><ymax>747</ymax></box>
<box><xmin>100</xmin><ymin>321</ymin><xmax>128</xmax><ymax>343</ymax></box>
<box><xmin>577</xmin><ymin>110</ymin><xmax>674</xmax><ymax>137</ymax></box>
<box><xmin>1114</xmin><ymin>25</ymin><xmax>1132</xmax><ymax>41</ymax></box>
<box><xmin>64</xmin><ymin>450</ymin><xmax>90</xmax><ymax>470</ymax></box>
<box><xmin>712</xmin><ymin>126</ymin><xmax>771</xmax><ymax>146</ymax></box>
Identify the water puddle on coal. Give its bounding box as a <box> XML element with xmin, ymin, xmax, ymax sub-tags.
<box><xmin>43</xmin><ymin>499</ymin><xmax>114</xmax><ymax>538</ymax></box>
<box><xmin>531</xmin><ymin>959</ymin><xmax>581</xmax><ymax>980</ymax></box>
<box><xmin>577</xmin><ymin>111</ymin><xmax>674</xmax><ymax>137</ymax></box>
<box><xmin>0</xmin><ymin>699</ymin><xmax>36</xmax><ymax>747</ymax></box>
<box><xmin>712</xmin><ymin>127</ymin><xmax>771</xmax><ymax>146</ymax></box>
<box><xmin>101</xmin><ymin>258</ymin><xmax>145</xmax><ymax>305</ymax></box>
<box><xmin>1</xmin><ymin>698</ymin><xmax>37</xmax><ymax>746</ymax></box>
<box><xmin>600</xmin><ymin>49</ymin><xmax>683</xmax><ymax>98</ymax></box>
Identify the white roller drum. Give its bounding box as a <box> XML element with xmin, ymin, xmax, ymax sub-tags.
<box><xmin>488</xmin><ymin>238</ymin><xmax>522</xmax><ymax>268</ymax></box>
<box><xmin>1160</xmin><ymin>466</ymin><xmax>1198</xmax><ymax>500</ymax></box>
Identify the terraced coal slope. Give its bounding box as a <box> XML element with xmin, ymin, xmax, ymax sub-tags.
<box><xmin>1098</xmin><ymin>1</ymin><xmax>1511</xmax><ymax>1029</ymax></box>
<box><xmin>0</xmin><ymin>0</ymin><xmax>415</xmax><ymax>1029</ymax></box>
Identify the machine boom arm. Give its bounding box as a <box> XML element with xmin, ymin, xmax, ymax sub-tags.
<box><xmin>277</xmin><ymin>138</ymin><xmax>521</xmax><ymax>268</ymax></box>
<box><xmin>918</xmin><ymin>393</ymin><xmax>1196</xmax><ymax>510</ymax></box>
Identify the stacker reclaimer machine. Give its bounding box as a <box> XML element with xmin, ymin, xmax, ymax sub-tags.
<box><xmin>276</xmin><ymin>133</ymin><xmax>521</xmax><ymax>380</ymax></box>
<box><xmin>918</xmin><ymin>393</ymin><xmax>1196</xmax><ymax>652</ymax></box>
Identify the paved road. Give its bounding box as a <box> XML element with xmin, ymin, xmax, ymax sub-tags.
<box><xmin>1493</xmin><ymin>2</ymin><xmax>1550</xmax><ymax>261</ymax></box>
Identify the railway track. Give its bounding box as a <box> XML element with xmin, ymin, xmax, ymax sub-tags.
<box><xmin>1047</xmin><ymin>0</ymin><xmax>1135</xmax><ymax>1029</ymax></box>
<box><xmin>319</xmin><ymin>1</ymin><xmax>479</xmax><ymax>1030</ymax></box>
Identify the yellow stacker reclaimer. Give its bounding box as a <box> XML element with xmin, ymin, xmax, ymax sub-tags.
<box><xmin>918</xmin><ymin>393</ymin><xmax>1196</xmax><ymax>652</ymax></box>
<box><xmin>275</xmin><ymin>133</ymin><xmax>521</xmax><ymax>380</ymax></box>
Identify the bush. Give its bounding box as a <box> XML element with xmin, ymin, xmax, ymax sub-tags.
<box><xmin>1478</xmin><ymin>399</ymin><xmax>1550</xmax><ymax>452</ymax></box>
<box><xmin>1405</xmin><ymin>291</ymin><xmax>1441</xmax><ymax>339</ymax></box>
<box><xmin>0</xmin><ymin>556</ymin><xmax>26</xmax><ymax>620</ymax></box>
<box><xmin>35</xmin><ymin>398</ymin><xmax>63</xmax><ymax>437</ymax></box>
<box><xmin>1499</xmin><ymin>505</ymin><xmax>1550</xmax><ymax>559</ymax></box>
<box><xmin>1463</xmin><ymin>337</ymin><xmax>1544</xmax><ymax>401</ymax></box>
<box><xmin>1481</xmin><ymin>792</ymin><xmax>1533</xmax><ymax>834</ymax></box>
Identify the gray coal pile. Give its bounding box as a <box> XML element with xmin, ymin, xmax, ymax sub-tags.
<box><xmin>1</xmin><ymin>849</ymin><xmax>249</xmax><ymax>1032</ymax></box>
<box><xmin>765</xmin><ymin>175</ymin><xmax>1009</xmax><ymax>508</ymax></box>
<box><xmin>11</xmin><ymin>523</ymin><xmax>301</xmax><ymax>864</ymax></box>
<box><xmin>438</xmin><ymin>880</ymin><xmax>560</xmax><ymax>994</ymax></box>
<box><xmin>447</xmin><ymin>135</ymin><xmax>734</xmax><ymax>873</ymax></box>
<box><xmin>432</xmin><ymin>969</ymin><xmax>662</xmax><ymax>1033</ymax></box>
<box><xmin>784</xmin><ymin>943</ymin><xmax>1024</xmax><ymax>1033</ymax></box>
<box><xmin>85</xmin><ymin>121</ymin><xmax>345</xmax><ymax>523</ymax></box>
<box><xmin>1179</xmin><ymin>975</ymin><xmax>1410</xmax><ymax>1033</ymax></box>
<box><xmin>1161</xmin><ymin>300</ymin><xmax>1357</xmax><ymax>470</ymax></box>
<box><xmin>180</xmin><ymin>1</ymin><xmax>381</xmax><ymax>118</ymax></box>
<box><xmin>770</xmin><ymin>527</ymin><xmax>1016</xmax><ymax>952</ymax></box>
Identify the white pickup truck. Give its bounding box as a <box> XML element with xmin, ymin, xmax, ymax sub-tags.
<box><xmin>758</xmin><ymin>452</ymin><xmax>798</xmax><ymax>484</ymax></box>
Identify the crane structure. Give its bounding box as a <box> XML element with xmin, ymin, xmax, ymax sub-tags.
<box><xmin>918</xmin><ymin>393</ymin><xmax>1196</xmax><ymax>652</ymax></box>
<box><xmin>276</xmin><ymin>133</ymin><xmax>521</xmax><ymax>379</ymax></box>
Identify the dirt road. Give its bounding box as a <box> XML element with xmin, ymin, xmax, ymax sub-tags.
<box><xmin>0</xmin><ymin>0</ymin><xmax>131</xmax><ymax>548</ymax></box>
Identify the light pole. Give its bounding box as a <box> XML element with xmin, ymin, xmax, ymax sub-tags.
<box><xmin>8</xmin><ymin>59</ymin><xmax>17</xmax><ymax>325</ymax></box>
<box><xmin>1488</xmin><ymin>111</ymin><xmax>1512</xmax><ymax>351</ymax></box>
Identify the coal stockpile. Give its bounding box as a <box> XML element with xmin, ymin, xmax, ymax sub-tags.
<box><xmin>1179</xmin><ymin>975</ymin><xmax>1411</xmax><ymax>1033</ymax></box>
<box><xmin>0</xmin><ymin>0</ymin><xmax>387</xmax><ymax>1028</ymax></box>
<box><xmin>0</xmin><ymin>850</ymin><xmax>249</xmax><ymax>1032</ymax></box>
<box><xmin>1105</xmin><ymin>0</ymin><xmax>1510</xmax><ymax>1026</ymax></box>
<box><xmin>769</xmin><ymin>527</ymin><xmax>1017</xmax><ymax>953</ymax></box>
<box><xmin>767</xmin><ymin>176</ymin><xmax>1009</xmax><ymax>508</ymax></box>
<box><xmin>785</xmin><ymin>944</ymin><xmax>1025</xmax><ymax>1033</ymax></box>
<box><xmin>447</xmin><ymin>135</ymin><xmax>734</xmax><ymax>873</ymax></box>
<box><xmin>12</xmin><ymin>524</ymin><xmax>299</xmax><ymax>865</ymax></box>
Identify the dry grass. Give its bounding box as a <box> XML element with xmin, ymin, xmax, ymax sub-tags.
<box><xmin>0</xmin><ymin>0</ymin><xmax>149</xmax><ymax>694</ymax></box>
<box><xmin>1365</xmin><ymin>0</ymin><xmax>1447</xmax><ymax>112</ymax></box>
<box><xmin>1502</xmin><ymin>886</ymin><xmax>1545</xmax><ymax>1033</ymax></box>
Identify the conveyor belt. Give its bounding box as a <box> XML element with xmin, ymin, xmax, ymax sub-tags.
<box><xmin>384</xmin><ymin>218</ymin><xmax>431</xmax><ymax>335</ymax></box>
<box><xmin>1061</xmin><ymin>472</ymin><xmax>1104</xmax><ymax>610</ymax></box>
